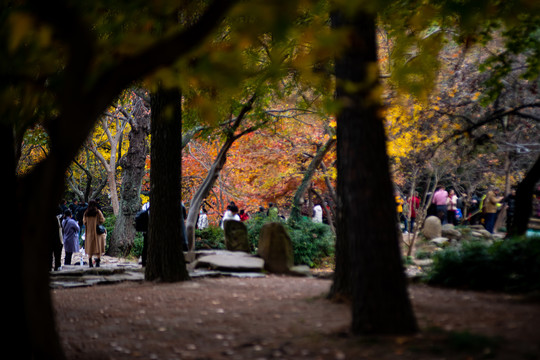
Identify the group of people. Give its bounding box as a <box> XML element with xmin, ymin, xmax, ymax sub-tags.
<box><xmin>395</xmin><ymin>190</ymin><xmax>421</xmax><ymax>234</ymax></box>
<box><xmin>213</xmin><ymin>201</ymin><xmax>288</xmax><ymax>229</ymax></box>
<box><xmin>53</xmin><ymin>199</ymin><xmax>107</xmax><ymax>271</ymax></box>
<box><xmin>395</xmin><ymin>185</ymin><xmax>516</xmax><ymax>235</ymax></box>
<box><xmin>218</xmin><ymin>201</ymin><xmax>261</xmax><ymax>229</ymax></box>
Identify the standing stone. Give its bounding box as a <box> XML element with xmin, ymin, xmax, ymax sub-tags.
<box><xmin>224</xmin><ymin>220</ymin><xmax>250</xmax><ymax>252</ymax></box>
<box><xmin>257</xmin><ymin>222</ymin><xmax>294</xmax><ymax>274</ymax></box>
<box><xmin>422</xmin><ymin>216</ymin><xmax>442</xmax><ymax>240</ymax></box>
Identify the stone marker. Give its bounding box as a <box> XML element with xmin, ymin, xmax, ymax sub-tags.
<box><xmin>257</xmin><ymin>222</ymin><xmax>294</xmax><ymax>274</ymax></box>
<box><xmin>224</xmin><ymin>220</ymin><xmax>251</xmax><ymax>252</ymax></box>
<box><xmin>422</xmin><ymin>215</ymin><xmax>442</xmax><ymax>239</ymax></box>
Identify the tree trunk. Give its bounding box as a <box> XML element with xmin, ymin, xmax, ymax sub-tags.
<box><xmin>145</xmin><ymin>86</ymin><xmax>190</xmax><ymax>282</ymax></box>
<box><xmin>289</xmin><ymin>136</ymin><xmax>336</xmax><ymax>222</ymax></box>
<box><xmin>108</xmin><ymin>94</ymin><xmax>151</xmax><ymax>257</ymax></box>
<box><xmin>329</xmin><ymin>9</ymin><xmax>418</xmax><ymax>335</ymax></box>
<box><xmin>185</xmin><ymin>95</ymin><xmax>256</xmax><ymax>249</ymax></box>
<box><xmin>9</xmin><ymin>147</ymin><xmax>68</xmax><ymax>359</ymax></box>
<box><xmin>508</xmin><ymin>153</ymin><xmax>540</xmax><ymax>237</ymax></box>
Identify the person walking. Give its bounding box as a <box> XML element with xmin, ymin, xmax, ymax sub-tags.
<box><xmin>446</xmin><ymin>189</ymin><xmax>458</xmax><ymax>225</ymax></box>
<box><xmin>484</xmin><ymin>187</ymin><xmax>503</xmax><ymax>233</ymax></box>
<box><xmin>83</xmin><ymin>200</ymin><xmax>106</xmax><ymax>267</ymax></box>
<box><xmin>51</xmin><ymin>214</ymin><xmax>64</xmax><ymax>271</ymax></box>
<box><xmin>432</xmin><ymin>186</ymin><xmax>449</xmax><ymax>224</ymax></box>
<box><xmin>239</xmin><ymin>209</ymin><xmax>250</xmax><ymax>222</ymax></box>
<box><xmin>62</xmin><ymin>209</ymin><xmax>80</xmax><ymax>266</ymax></box>
<box><xmin>395</xmin><ymin>191</ymin><xmax>407</xmax><ymax>233</ymax></box>
<box><xmin>221</xmin><ymin>204</ymin><xmax>240</xmax><ymax>229</ymax></box>
<box><xmin>197</xmin><ymin>208</ymin><xmax>209</xmax><ymax>229</ymax></box>
<box><xmin>312</xmin><ymin>202</ymin><xmax>323</xmax><ymax>223</ymax></box>
<box><xmin>267</xmin><ymin>202</ymin><xmax>278</xmax><ymax>218</ymax></box>
<box><xmin>504</xmin><ymin>189</ymin><xmax>517</xmax><ymax>233</ymax></box>
<box><xmin>408</xmin><ymin>191</ymin><xmax>420</xmax><ymax>233</ymax></box>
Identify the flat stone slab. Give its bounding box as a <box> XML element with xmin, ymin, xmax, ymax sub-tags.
<box><xmin>190</xmin><ymin>269</ymin><xmax>266</xmax><ymax>278</ymax></box>
<box><xmin>193</xmin><ymin>251</ymin><xmax>264</xmax><ymax>272</ymax></box>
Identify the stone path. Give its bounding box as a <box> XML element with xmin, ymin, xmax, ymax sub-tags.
<box><xmin>50</xmin><ymin>250</ymin><xmax>277</xmax><ymax>289</ymax></box>
<box><xmin>50</xmin><ymin>250</ymin><xmax>425</xmax><ymax>289</ymax></box>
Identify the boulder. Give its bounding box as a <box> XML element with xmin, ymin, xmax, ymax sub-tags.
<box><xmin>224</xmin><ymin>220</ymin><xmax>250</xmax><ymax>252</ymax></box>
<box><xmin>257</xmin><ymin>222</ymin><xmax>294</xmax><ymax>274</ymax></box>
<box><xmin>423</xmin><ymin>216</ymin><xmax>442</xmax><ymax>239</ymax></box>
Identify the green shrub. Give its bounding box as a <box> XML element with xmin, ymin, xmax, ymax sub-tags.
<box><xmin>426</xmin><ymin>236</ymin><xmax>540</xmax><ymax>292</ymax></box>
<box><xmin>195</xmin><ymin>226</ymin><xmax>225</xmax><ymax>250</ymax></box>
<box><xmin>245</xmin><ymin>215</ymin><xmax>335</xmax><ymax>267</ymax></box>
<box><xmin>103</xmin><ymin>214</ymin><xmax>116</xmax><ymax>249</ymax></box>
<box><xmin>131</xmin><ymin>232</ymin><xmax>145</xmax><ymax>258</ymax></box>
<box><xmin>415</xmin><ymin>249</ymin><xmax>433</xmax><ymax>260</ymax></box>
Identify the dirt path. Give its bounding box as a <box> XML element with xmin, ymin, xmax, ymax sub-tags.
<box><xmin>52</xmin><ymin>276</ymin><xmax>540</xmax><ymax>359</ymax></box>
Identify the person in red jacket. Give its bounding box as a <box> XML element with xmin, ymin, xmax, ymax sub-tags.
<box><xmin>408</xmin><ymin>191</ymin><xmax>420</xmax><ymax>233</ymax></box>
<box><xmin>239</xmin><ymin>209</ymin><xmax>250</xmax><ymax>222</ymax></box>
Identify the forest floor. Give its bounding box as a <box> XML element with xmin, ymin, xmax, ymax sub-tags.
<box><xmin>52</xmin><ymin>273</ymin><xmax>540</xmax><ymax>360</ymax></box>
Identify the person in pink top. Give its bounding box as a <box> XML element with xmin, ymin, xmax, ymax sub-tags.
<box><xmin>446</xmin><ymin>189</ymin><xmax>458</xmax><ymax>225</ymax></box>
<box><xmin>432</xmin><ymin>186</ymin><xmax>448</xmax><ymax>224</ymax></box>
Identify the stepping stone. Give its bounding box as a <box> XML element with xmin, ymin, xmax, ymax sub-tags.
<box><xmin>193</xmin><ymin>251</ymin><xmax>264</xmax><ymax>272</ymax></box>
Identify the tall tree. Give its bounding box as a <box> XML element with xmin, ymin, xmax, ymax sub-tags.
<box><xmin>145</xmin><ymin>86</ymin><xmax>190</xmax><ymax>282</ymax></box>
<box><xmin>108</xmin><ymin>90</ymin><xmax>151</xmax><ymax>257</ymax></box>
<box><xmin>185</xmin><ymin>94</ymin><xmax>258</xmax><ymax>249</ymax></box>
<box><xmin>2</xmin><ymin>1</ymin><xmax>235</xmax><ymax>357</ymax></box>
<box><xmin>329</xmin><ymin>8</ymin><xmax>418</xmax><ymax>334</ymax></box>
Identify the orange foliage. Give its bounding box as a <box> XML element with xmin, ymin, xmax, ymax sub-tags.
<box><xmin>182</xmin><ymin>114</ymin><xmax>334</xmax><ymax>218</ymax></box>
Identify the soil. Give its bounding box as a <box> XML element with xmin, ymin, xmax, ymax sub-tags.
<box><xmin>52</xmin><ymin>275</ymin><xmax>540</xmax><ymax>360</ymax></box>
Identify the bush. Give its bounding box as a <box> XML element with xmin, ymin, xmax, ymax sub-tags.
<box><xmin>195</xmin><ymin>226</ymin><xmax>226</xmax><ymax>250</ymax></box>
<box><xmin>186</xmin><ymin>216</ymin><xmax>336</xmax><ymax>267</ymax></box>
<box><xmin>131</xmin><ymin>232</ymin><xmax>144</xmax><ymax>258</ymax></box>
<box><xmin>246</xmin><ymin>215</ymin><xmax>335</xmax><ymax>267</ymax></box>
<box><xmin>426</xmin><ymin>236</ymin><xmax>540</xmax><ymax>293</ymax></box>
<box><xmin>103</xmin><ymin>214</ymin><xmax>116</xmax><ymax>250</ymax></box>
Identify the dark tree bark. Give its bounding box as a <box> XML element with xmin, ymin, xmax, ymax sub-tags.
<box><xmin>145</xmin><ymin>87</ymin><xmax>190</xmax><ymax>282</ymax></box>
<box><xmin>508</xmin><ymin>153</ymin><xmax>540</xmax><ymax>236</ymax></box>
<box><xmin>3</xmin><ymin>2</ymin><xmax>234</xmax><ymax>357</ymax></box>
<box><xmin>329</xmin><ymin>9</ymin><xmax>418</xmax><ymax>335</ymax></box>
<box><xmin>108</xmin><ymin>93</ymin><xmax>151</xmax><ymax>256</ymax></box>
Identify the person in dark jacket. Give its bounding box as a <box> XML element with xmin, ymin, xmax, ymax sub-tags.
<box><xmin>504</xmin><ymin>189</ymin><xmax>517</xmax><ymax>232</ymax></box>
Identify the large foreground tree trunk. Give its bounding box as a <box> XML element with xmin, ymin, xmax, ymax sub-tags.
<box><xmin>145</xmin><ymin>87</ymin><xmax>190</xmax><ymax>282</ymax></box>
<box><xmin>5</xmin><ymin>2</ymin><xmax>234</xmax><ymax>357</ymax></box>
<box><xmin>329</xmin><ymin>9</ymin><xmax>418</xmax><ymax>335</ymax></box>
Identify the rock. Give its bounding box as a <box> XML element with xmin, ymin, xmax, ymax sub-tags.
<box><xmin>472</xmin><ymin>229</ymin><xmax>493</xmax><ymax>239</ymax></box>
<box><xmin>442</xmin><ymin>226</ymin><xmax>462</xmax><ymax>240</ymax></box>
<box><xmin>430</xmin><ymin>237</ymin><xmax>450</xmax><ymax>247</ymax></box>
<box><xmin>194</xmin><ymin>251</ymin><xmax>264</xmax><ymax>272</ymax></box>
<box><xmin>288</xmin><ymin>265</ymin><xmax>312</xmax><ymax>277</ymax></box>
<box><xmin>423</xmin><ymin>216</ymin><xmax>442</xmax><ymax>239</ymax></box>
<box><xmin>257</xmin><ymin>222</ymin><xmax>294</xmax><ymax>274</ymax></box>
<box><xmin>224</xmin><ymin>220</ymin><xmax>251</xmax><ymax>252</ymax></box>
<box><xmin>470</xmin><ymin>225</ymin><xmax>486</xmax><ymax>231</ymax></box>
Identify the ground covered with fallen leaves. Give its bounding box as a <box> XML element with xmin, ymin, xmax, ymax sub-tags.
<box><xmin>52</xmin><ymin>275</ymin><xmax>540</xmax><ymax>359</ymax></box>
